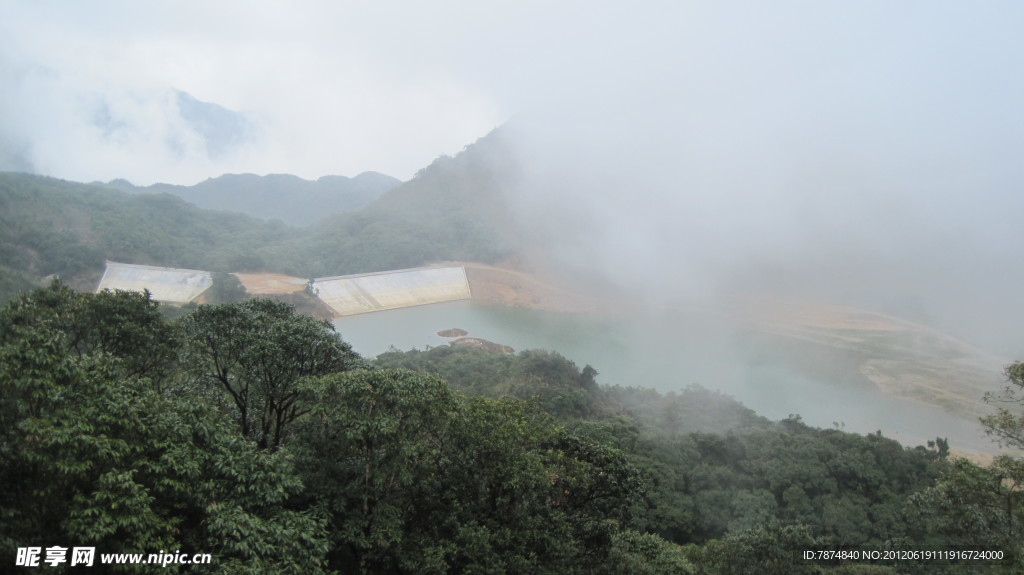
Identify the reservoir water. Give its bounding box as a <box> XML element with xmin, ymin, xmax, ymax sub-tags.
<box><xmin>335</xmin><ymin>300</ymin><xmax>993</xmax><ymax>452</ymax></box>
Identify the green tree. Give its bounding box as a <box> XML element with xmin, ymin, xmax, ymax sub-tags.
<box><xmin>982</xmin><ymin>362</ymin><xmax>1024</xmax><ymax>450</ymax></box>
<box><xmin>685</xmin><ymin>523</ymin><xmax>826</xmax><ymax>575</ymax></box>
<box><xmin>0</xmin><ymin>285</ymin><xmax>330</xmax><ymax>573</ymax></box>
<box><xmin>606</xmin><ymin>529</ymin><xmax>694</xmax><ymax>574</ymax></box>
<box><xmin>905</xmin><ymin>457</ymin><xmax>1024</xmax><ymax>572</ymax></box>
<box><xmin>295</xmin><ymin>369</ymin><xmax>648</xmax><ymax>574</ymax></box>
<box><xmin>180</xmin><ymin>298</ymin><xmax>362</xmax><ymax>449</ymax></box>
<box><xmin>0</xmin><ymin>280</ymin><xmax>180</xmax><ymax>390</ymax></box>
<box><xmin>208</xmin><ymin>271</ymin><xmax>249</xmax><ymax>304</ymax></box>
<box><xmin>295</xmin><ymin>368</ymin><xmax>459</xmax><ymax>574</ymax></box>
<box><xmin>902</xmin><ymin>361</ymin><xmax>1024</xmax><ymax>572</ymax></box>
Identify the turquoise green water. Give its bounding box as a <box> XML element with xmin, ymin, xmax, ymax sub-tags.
<box><xmin>335</xmin><ymin>300</ymin><xmax>991</xmax><ymax>451</ymax></box>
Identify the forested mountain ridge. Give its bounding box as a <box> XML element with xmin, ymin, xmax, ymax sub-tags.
<box><xmin>0</xmin><ymin>128</ymin><xmax>523</xmax><ymax>302</ymax></box>
<box><xmin>103</xmin><ymin>170</ymin><xmax>400</xmax><ymax>226</ymax></box>
<box><xmin>0</xmin><ymin>171</ymin><xmax>297</xmax><ymax>302</ymax></box>
<box><xmin>263</xmin><ymin>128</ymin><xmax>521</xmax><ymax>278</ymax></box>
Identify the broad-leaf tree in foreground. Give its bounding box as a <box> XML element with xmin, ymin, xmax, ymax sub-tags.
<box><xmin>904</xmin><ymin>362</ymin><xmax>1024</xmax><ymax>573</ymax></box>
<box><xmin>294</xmin><ymin>368</ymin><xmax>651</xmax><ymax>575</ymax></box>
<box><xmin>0</xmin><ymin>284</ymin><xmax>330</xmax><ymax>574</ymax></box>
<box><xmin>982</xmin><ymin>362</ymin><xmax>1024</xmax><ymax>451</ymax></box>
<box><xmin>180</xmin><ymin>298</ymin><xmax>362</xmax><ymax>449</ymax></box>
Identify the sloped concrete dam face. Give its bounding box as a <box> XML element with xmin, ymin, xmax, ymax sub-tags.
<box><xmin>97</xmin><ymin>261</ymin><xmax>212</xmax><ymax>304</ymax></box>
<box><xmin>312</xmin><ymin>266</ymin><xmax>471</xmax><ymax>316</ymax></box>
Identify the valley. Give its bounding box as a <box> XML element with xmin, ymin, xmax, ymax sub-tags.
<box><xmin>6</xmin><ymin>5</ymin><xmax>1023</xmax><ymax>570</ymax></box>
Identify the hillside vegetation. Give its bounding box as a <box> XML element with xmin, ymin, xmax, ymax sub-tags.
<box><xmin>0</xmin><ymin>126</ymin><xmax>1005</xmax><ymax>445</ymax></box>
<box><xmin>0</xmin><ymin>129</ymin><xmax>520</xmax><ymax>303</ymax></box>
<box><xmin>0</xmin><ymin>172</ymin><xmax>296</xmax><ymax>301</ymax></box>
<box><xmin>264</xmin><ymin>129</ymin><xmax>519</xmax><ymax>278</ymax></box>
<box><xmin>4</xmin><ymin>283</ymin><xmax>1022</xmax><ymax>574</ymax></box>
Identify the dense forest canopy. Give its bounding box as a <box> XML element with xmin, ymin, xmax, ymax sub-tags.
<box><xmin>3</xmin><ymin>282</ymin><xmax>1022</xmax><ymax>573</ymax></box>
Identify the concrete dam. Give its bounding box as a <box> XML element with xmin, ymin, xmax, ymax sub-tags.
<box><xmin>96</xmin><ymin>261</ymin><xmax>471</xmax><ymax>315</ymax></box>
<box><xmin>311</xmin><ymin>266</ymin><xmax>471</xmax><ymax>316</ymax></box>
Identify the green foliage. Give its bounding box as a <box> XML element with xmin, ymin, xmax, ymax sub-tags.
<box><xmin>0</xmin><ymin>280</ymin><xmax>181</xmax><ymax>390</ymax></box>
<box><xmin>2</xmin><ymin>280</ymin><xmax>1012</xmax><ymax>574</ymax></box>
<box><xmin>607</xmin><ymin>529</ymin><xmax>695</xmax><ymax>574</ymax></box>
<box><xmin>604</xmin><ymin>384</ymin><xmax>771</xmax><ymax>436</ymax></box>
<box><xmin>1</xmin><ymin>283</ymin><xmax>674</xmax><ymax>573</ymax></box>
<box><xmin>1</xmin><ymin>132</ymin><xmax>522</xmax><ymax>304</ymax></box>
<box><xmin>684</xmin><ymin>523</ymin><xmax>827</xmax><ymax>575</ymax></box>
<box><xmin>374</xmin><ymin>345</ymin><xmax>618</xmax><ymax>419</ymax></box>
<box><xmin>906</xmin><ymin>457</ymin><xmax>1024</xmax><ymax>571</ymax></box>
<box><xmin>941</xmin><ymin>360</ymin><xmax>1024</xmax><ymax>571</ymax></box>
<box><xmin>207</xmin><ymin>271</ymin><xmax>249</xmax><ymax>304</ymax></box>
<box><xmin>631</xmin><ymin>423</ymin><xmax>947</xmax><ymax>547</ymax></box>
<box><xmin>373</xmin><ymin>345</ymin><xmax>949</xmax><ymax>552</ymax></box>
<box><xmin>374</xmin><ymin>344</ymin><xmax>518</xmax><ymax>394</ymax></box>
<box><xmin>265</xmin><ymin>130</ymin><xmax>518</xmax><ymax>278</ymax></box>
<box><xmin>295</xmin><ymin>369</ymin><xmax>647</xmax><ymax>574</ymax></box>
<box><xmin>981</xmin><ymin>361</ymin><xmax>1024</xmax><ymax>450</ymax></box>
<box><xmin>295</xmin><ymin>368</ymin><xmax>461</xmax><ymax>573</ymax></box>
<box><xmin>0</xmin><ymin>172</ymin><xmax>298</xmax><ymax>303</ymax></box>
<box><xmin>180</xmin><ymin>298</ymin><xmax>363</xmax><ymax>448</ymax></box>
<box><xmin>0</xmin><ymin>285</ymin><xmax>330</xmax><ymax>573</ymax></box>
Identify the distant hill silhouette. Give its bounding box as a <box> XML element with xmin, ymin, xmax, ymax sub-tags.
<box><xmin>104</xmin><ymin>171</ymin><xmax>400</xmax><ymax>226</ymax></box>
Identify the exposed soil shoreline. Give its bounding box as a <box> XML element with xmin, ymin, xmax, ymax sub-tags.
<box><xmin>460</xmin><ymin>261</ymin><xmax>629</xmax><ymax>315</ymax></box>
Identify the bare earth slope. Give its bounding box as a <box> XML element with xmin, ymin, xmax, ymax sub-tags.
<box><xmin>732</xmin><ymin>297</ymin><xmax>1005</xmax><ymax>422</ymax></box>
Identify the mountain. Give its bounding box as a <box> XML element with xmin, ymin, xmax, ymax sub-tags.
<box><xmin>0</xmin><ymin>172</ymin><xmax>298</xmax><ymax>302</ymax></box>
<box><xmin>105</xmin><ymin>170</ymin><xmax>400</xmax><ymax>226</ymax></box>
<box><xmin>263</xmin><ymin>128</ymin><xmax>523</xmax><ymax>278</ymax></box>
<box><xmin>0</xmin><ymin>76</ymin><xmax>263</xmax><ymax>178</ymax></box>
<box><xmin>0</xmin><ymin>128</ymin><xmax>520</xmax><ymax>299</ymax></box>
<box><xmin>173</xmin><ymin>90</ymin><xmax>256</xmax><ymax>159</ymax></box>
<box><xmin>0</xmin><ymin>129</ymin><xmax>1008</xmax><ymax>453</ymax></box>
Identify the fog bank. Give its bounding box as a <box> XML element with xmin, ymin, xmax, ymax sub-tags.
<box><xmin>494</xmin><ymin>4</ymin><xmax>1024</xmax><ymax>357</ymax></box>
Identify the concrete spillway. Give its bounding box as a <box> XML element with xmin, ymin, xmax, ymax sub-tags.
<box><xmin>97</xmin><ymin>261</ymin><xmax>212</xmax><ymax>304</ymax></box>
<box><xmin>312</xmin><ymin>266</ymin><xmax>472</xmax><ymax>316</ymax></box>
<box><xmin>97</xmin><ymin>261</ymin><xmax>471</xmax><ymax>315</ymax></box>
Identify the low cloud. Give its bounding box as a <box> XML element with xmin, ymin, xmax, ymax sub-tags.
<box><xmin>494</xmin><ymin>3</ymin><xmax>1024</xmax><ymax>356</ymax></box>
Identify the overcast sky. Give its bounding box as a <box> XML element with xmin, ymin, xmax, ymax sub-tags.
<box><xmin>2</xmin><ymin>1</ymin><xmax>1020</xmax><ymax>186</ymax></box>
<box><xmin>1</xmin><ymin>1</ymin><xmax>516</xmax><ymax>184</ymax></box>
